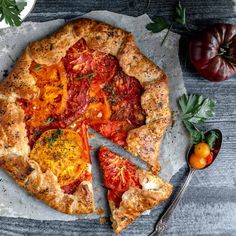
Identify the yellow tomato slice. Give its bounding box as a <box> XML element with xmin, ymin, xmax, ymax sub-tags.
<box><xmin>30</xmin><ymin>129</ymin><xmax>89</xmax><ymax>186</ymax></box>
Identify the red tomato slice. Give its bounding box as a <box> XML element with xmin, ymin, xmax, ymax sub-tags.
<box><xmin>99</xmin><ymin>146</ymin><xmax>140</xmax><ymax>193</ymax></box>
<box><xmin>91</xmin><ymin>120</ymin><xmax>134</xmax><ymax>147</ymax></box>
<box><xmin>63</xmin><ymin>38</ymin><xmax>117</xmax><ymax>85</ymax></box>
<box><xmin>103</xmin><ymin>69</ymin><xmax>145</xmax><ymax>127</ymax></box>
<box><xmin>90</xmin><ymin>51</ymin><xmax>117</xmax><ymax>84</ymax></box>
<box><xmin>61</xmin><ymin>170</ymin><xmax>92</xmax><ymax>194</ymax></box>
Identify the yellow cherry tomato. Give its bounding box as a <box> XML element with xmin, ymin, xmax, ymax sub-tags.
<box><xmin>189</xmin><ymin>153</ymin><xmax>207</xmax><ymax>169</ymax></box>
<box><xmin>194</xmin><ymin>142</ymin><xmax>210</xmax><ymax>158</ymax></box>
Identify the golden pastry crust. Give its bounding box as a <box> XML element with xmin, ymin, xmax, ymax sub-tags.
<box><xmin>126</xmin><ymin>119</ymin><xmax>170</xmax><ymax>173</ymax></box>
<box><xmin>0</xmin><ymin>49</ymin><xmax>38</xmax><ymax>100</ymax></box>
<box><xmin>0</xmin><ymin>18</ymin><xmax>171</xmax><ymax>214</ymax></box>
<box><xmin>0</xmin><ymin>99</ymin><xmax>29</xmax><ymax>157</ymax></box>
<box><xmin>0</xmin><ymin>155</ymin><xmax>94</xmax><ymax>214</ymax></box>
<box><xmin>109</xmin><ymin>170</ymin><xmax>173</xmax><ymax>234</ymax></box>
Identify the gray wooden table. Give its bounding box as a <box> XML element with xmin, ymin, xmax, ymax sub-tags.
<box><xmin>0</xmin><ymin>0</ymin><xmax>236</xmax><ymax>235</ymax></box>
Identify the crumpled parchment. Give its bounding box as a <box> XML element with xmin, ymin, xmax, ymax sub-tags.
<box><xmin>0</xmin><ymin>11</ymin><xmax>189</xmax><ymax>220</ymax></box>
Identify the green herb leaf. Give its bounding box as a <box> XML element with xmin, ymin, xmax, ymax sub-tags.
<box><xmin>179</xmin><ymin>94</ymin><xmax>199</xmax><ymax>114</ymax></box>
<box><xmin>183</xmin><ymin>120</ymin><xmax>205</xmax><ymax>144</ymax></box>
<box><xmin>146</xmin><ymin>16</ymin><xmax>169</xmax><ymax>33</ymax></box>
<box><xmin>75</xmin><ymin>72</ymin><xmax>96</xmax><ymax>80</ymax></box>
<box><xmin>48</xmin><ymin>128</ymin><xmax>62</xmax><ymax>147</ymax></box>
<box><xmin>43</xmin><ymin>117</ymin><xmax>55</xmax><ymax>125</ymax></box>
<box><xmin>179</xmin><ymin>94</ymin><xmax>216</xmax><ymax>124</ymax></box>
<box><xmin>16</xmin><ymin>1</ymin><xmax>27</xmax><ymax>12</ymax></box>
<box><xmin>145</xmin><ymin>1</ymin><xmax>189</xmax><ymax>46</ymax></box>
<box><xmin>188</xmin><ymin>99</ymin><xmax>215</xmax><ymax>124</ymax></box>
<box><xmin>175</xmin><ymin>1</ymin><xmax>186</xmax><ymax>26</ymax></box>
<box><xmin>34</xmin><ymin>65</ymin><xmax>43</xmax><ymax>70</ymax></box>
<box><xmin>179</xmin><ymin>94</ymin><xmax>216</xmax><ymax>144</ymax></box>
<box><xmin>205</xmin><ymin>131</ymin><xmax>219</xmax><ymax>149</ymax></box>
<box><xmin>0</xmin><ymin>0</ymin><xmax>27</xmax><ymax>26</ymax></box>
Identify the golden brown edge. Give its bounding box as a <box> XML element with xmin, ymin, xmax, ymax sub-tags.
<box><xmin>0</xmin><ymin>155</ymin><xmax>94</xmax><ymax>214</ymax></box>
<box><xmin>0</xmin><ymin>18</ymin><xmax>171</xmax><ymax>214</ymax></box>
<box><xmin>109</xmin><ymin>170</ymin><xmax>173</xmax><ymax>234</ymax></box>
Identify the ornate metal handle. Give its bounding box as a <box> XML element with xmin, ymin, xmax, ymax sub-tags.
<box><xmin>149</xmin><ymin>167</ymin><xmax>196</xmax><ymax>236</ymax></box>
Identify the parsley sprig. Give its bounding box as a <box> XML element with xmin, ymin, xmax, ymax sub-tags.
<box><xmin>0</xmin><ymin>0</ymin><xmax>27</xmax><ymax>27</ymax></box>
<box><xmin>146</xmin><ymin>1</ymin><xmax>188</xmax><ymax>45</ymax></box>
<box><xmin>179</xmin><ymin>94</ymin><xmax>216</xmax><ymax>124</ymax></box>
<box><xmin>178</xmin><ymin>94</ymin><xmax>218</xmax><ymax>148</ymax></box>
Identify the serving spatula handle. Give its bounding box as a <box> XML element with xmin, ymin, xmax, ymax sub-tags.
<box><xmin>149</xmin><ymin>168</ymin><xmax>196</xmax><ymax>236</ymax></box>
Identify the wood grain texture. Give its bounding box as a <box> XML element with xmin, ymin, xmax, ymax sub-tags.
<box><xmin>0</xmin><ymin>0</ymin><xmax>236</xmax><ymax>235</ymax></box>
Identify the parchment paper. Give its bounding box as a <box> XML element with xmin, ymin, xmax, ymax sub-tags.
<box><xmin>0</xmin><ymin>11</ymin><xmax>189</xmax><ymax>220</ymax></box>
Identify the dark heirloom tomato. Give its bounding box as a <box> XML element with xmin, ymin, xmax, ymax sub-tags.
<box><xmin>189</xmin><ymin>23</ymin><xmax>236</xmax><ymax>81</ymax></box>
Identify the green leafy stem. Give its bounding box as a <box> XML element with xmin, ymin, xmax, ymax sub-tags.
<box><xmin>146</xmin><ymin>1</ymin><xmax>189</xmax><ymax>45</ymax></box>
<box><xmin>178</xmin><ymin>94</ymin><xmax>219</xmax><ymax>149</ymax></box>
<box><xmin>0</xmin><ymin>0</ymin><xmax>27</xmax><ymax>27</ymax></box>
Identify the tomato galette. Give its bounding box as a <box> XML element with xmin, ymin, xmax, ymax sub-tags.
<box><xmin>0</xmin><ymin>18</ymin><xmax>172</xmax><ymax>232</ymax></box>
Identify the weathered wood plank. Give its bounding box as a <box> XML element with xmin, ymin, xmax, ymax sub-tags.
<box><xmin>27</xmin><ymin>0</ymin><xmax>236</xmax><ymax>28</ymax></box>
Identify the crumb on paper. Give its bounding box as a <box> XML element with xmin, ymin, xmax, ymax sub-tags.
<box><xmin>96</xmin><ymin>207</ymin><xmax>105</xmax><ymax>215</ymax></box>
<box><xmin>99</xmin><ymin>217</ymin><xmax>108</xmax><ymax>224</ymax></box>
<box><xmin>89</xmin><ymin>132</ymin><xmax>95</xmax><ymax>138</ymax></box>
<box><xmin>171</xmin><ymin>119</ymin><xmax>176</xmax><ymax>128</ymax></box>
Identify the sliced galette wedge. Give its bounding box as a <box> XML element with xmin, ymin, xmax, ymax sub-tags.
<box><xmin>98</xmin><ymin>146</ymin><xmax>173</xmax><ymax>234</ymax></box>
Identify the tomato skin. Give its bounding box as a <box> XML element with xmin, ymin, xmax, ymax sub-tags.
<box><xmin>189</xmin><ymin>23</ymin><xmax>236</xmax><ymax>81</ymax></box>
<box><xmin>189</xmin><ymin>153</ymin><xmax>207</xmax><ymax>169</ymax></box>
<box><xmin>190</xmin><ymin>143</ymin><xmax>214</xmax><ymax>169</ymax></box>
<box><xmin>205</xmin><ymin>152</ymin><xmax>213</xmax><ymax>165</ymax></box>
<box><xmin>194</xmin><ymin>142</ymin><xmax>210</xmax><ymax>158</ymax></box>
